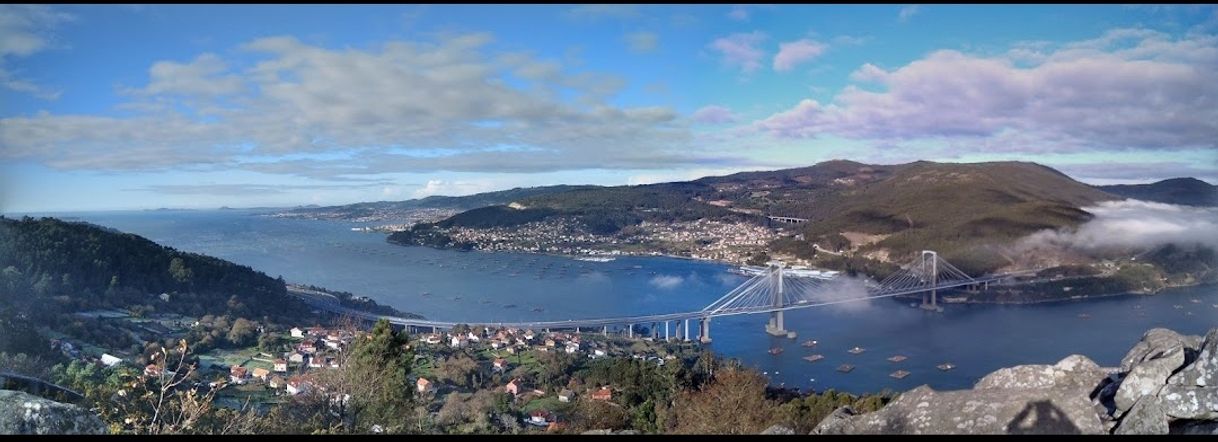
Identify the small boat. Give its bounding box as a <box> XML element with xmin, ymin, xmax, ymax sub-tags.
<box><xmin>836</xmin><ymin>364</ymin><xmax>855</xmax><ymax>373</ymax></box>
<box><xmin>803</xmin><ymin>354</ymin><xmax>825</xmax><ymax>363</ymax></box>
<box><xmin>421</xmin><ymin>292</ymin><xmax>432</xmax><ymax>297</ymax></box>
<box><xmin>502</xmin><ymin>304</ymin><xmax>517</xmax><ymax>309</ymax></box>
<box><xmin>531</xmin><ymin>307</ymin><xmax>544</xmax><ymax>312</ymax></box>
<box><xmin>937</xmin><ymin>363</ymin><xmax>956</xmax><ymax>371</ymax></box>
<box><xmin>801</xmin><ymin>340</ymin><xmax>819</xmax><ymax>347</ymax></box>
<box><xmin>848</xmin><ymin>346</ymin><xmax>866</xmax><ymax>355</ymax></box>
<box><xmin>768</xmin><ymin>347</ymin><xmax>783</xmax><ymax>355</ymax></box>
<box><xmin>1190</xmin><ymin>298</ymin><xmax>1201</xmax><ymax>304</ymax></box>
<box><xmin>887</xmin><ymin>355</ymin><xmax>908</xmax><ymax>363</ymax></box>
<box><xmin>889</xmin><ymin>370</ymin><xmax>911</xmax><ymax>379</ymax></box>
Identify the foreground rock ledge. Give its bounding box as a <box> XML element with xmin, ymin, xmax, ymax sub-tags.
<box><xmin>0</xmin><ymin>390</ymin><xmax>107</xmax><ymax>435</ymax></box>
<box><xmin>811</xmin><ymin>327</ymin><xmax>1218</xmax><ymax>435</ymax></box>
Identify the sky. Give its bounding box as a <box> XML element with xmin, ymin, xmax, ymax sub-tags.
<box><xmin>1</xmin><ymin>4</ymin><xmax>1216</xmax><ymax>212</ymax></box>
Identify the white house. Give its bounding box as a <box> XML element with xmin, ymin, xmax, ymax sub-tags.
<box><xmin>100</xmin><ymin>354</ymin><xmax>123</xmax><ymax>367</ymax></box>
<box><xmin>290</xmin><ymin>327</ymin><xmax>305</xmax><ymax>338</ymax></box>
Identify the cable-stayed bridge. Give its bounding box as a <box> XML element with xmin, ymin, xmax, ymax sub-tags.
<box><xmin>289</xmin><ymin>250</ymin><xmax>1033</xmax><ymax>342</ymax></box>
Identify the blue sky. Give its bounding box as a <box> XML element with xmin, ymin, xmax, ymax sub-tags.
<box><xmin>2</xmin><ymin>4</ymin><xmax>1216</xmax><ymax>212</ymax></box>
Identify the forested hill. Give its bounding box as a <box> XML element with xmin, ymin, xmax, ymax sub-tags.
<box><xmin>1098</xmin><ymin>177</ymin><xmax>1218</xmax><ymax>207</ymax></box>
<box><xmin>281</xmin><ymin>184</ymin><xmax>601</xmax><ymax>219</ymax></box>
<box><xmin>0</xmin><ymin>216</ymin><xmax>310</xmax><ymax>322</ymax></box>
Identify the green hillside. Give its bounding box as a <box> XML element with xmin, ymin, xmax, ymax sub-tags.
<box><xmin>0</xmin><ymin>216</ymin><xmax>311</xmax><ymax>322</ymax></box>
<box><xmin>1099</xmin><ymin>177</ymin><xmax>1218</xmax><ymax>207</ymax></box>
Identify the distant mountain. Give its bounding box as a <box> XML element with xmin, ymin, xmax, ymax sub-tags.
<box><xmin>1098</xmin><ymin>178</ymin><xmax>1218</xmax><ymax>207</ymax></box>
<box><xmin>279</xmin><ymin>185</ymin><xmax>601</xmax><ymax>220</ymax></box>
<box><xmin>414</xmin><ymin>160</ymin><xmax>1119</xmax><ymax>275</ymax></box>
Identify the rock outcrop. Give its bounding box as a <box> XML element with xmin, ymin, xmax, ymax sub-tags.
<box><xmin>812</xmin><ymin>327</ymin><xmax>1218</xmax><ymax>435</ymax></box>
<box><xmin>0</xmin><ymin>389</ymin><xmax>107</xmax><ymax>435</ymax></box>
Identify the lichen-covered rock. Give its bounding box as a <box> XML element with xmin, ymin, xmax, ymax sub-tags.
<box><xmin>809</xmin><ymin>383</ymin><xmax>1105</xmax><ymax>434</ymax></box>
<box><xmin>811</xmin><ymin>406</ymin><xmax>857</xmax><ymax>434</ymax></box>
<box><xmin>760</xmin><ymin>424</ymin><xmax>794</xmax><ymax>434</ymax></box>
<box><xmin>1157</xmin><ymin>385</ymin><xmax>1218</xmax><ymax>420</ymax></box>
<box><xmin>1121</xmin><ymin>328</ymin><xmax>1188</xmax><ymax>372</ymax></box>
<box><xmin>1115</xmin><ymin>347</ymin><xmax>1185</xmax><ymax>415</ymax></box>
<box><xmin>0</xmin><ymin>390</ymin><xmax>106</xmax><ymax>435</ymax></box>
<box><xmin>1114</xmin><ymin>394</ymin><xmax>1169</xmax><ymax>435</ymax></box>
<box><xmin>1168</xmin><ymin>328</ymin><xmax>1218</xmax><ymax>388</ymax></box>
<box><xmin>975</xmin><ymin>354</ymin><xmax>1108</xmax><ymax>395</ymax></box>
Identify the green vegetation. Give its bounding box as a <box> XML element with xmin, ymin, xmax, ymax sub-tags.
<box><xmin>1099</xmin><ymin>177</ymin><xmax>1218</xmax><ymax>207</ymax></box>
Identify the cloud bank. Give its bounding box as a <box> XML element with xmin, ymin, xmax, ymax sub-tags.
<box><xmin>1018</xmin><ymin>199</ymin><xmax>1218</xmax><ymax>253</ymax></box>
<box><xmin>649</xmin><ymin>274</ymin><xmax>685</xmax><ymax>289</ymax></box>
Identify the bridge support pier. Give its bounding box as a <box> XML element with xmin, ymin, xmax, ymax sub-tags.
<box><xmin>684</xmin><ymin>319</ymin><xmax>690</xmax><ymax>342</ymax></box>
<box><xmin>628</xmin><ymin>324</ymin><xmax>633</xmax><ymax>339</ymax></box>
<box><xmin>699</xmin><ymin>317</ymin><xmax>712</xmax><ymax>344</ymax></box>
<box><xmin>603</xmin><ymin>326</ymin><xmax>607</xmax><ymax>337</ymax></box>
<box><xmin>665</xmin><ymin>321</ymin><xmax>670</xmax><ymax>341</ymax></box>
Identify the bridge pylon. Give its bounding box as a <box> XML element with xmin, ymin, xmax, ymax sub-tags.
<box><xmin>699</xmin><ymin>317</ymin><xmax>712</xmax><ymax>343</ymax></box>
<box><xmin>765</xmin><ymin>263</ymin><xmax>791</xmax><ymax>337</ymax></box>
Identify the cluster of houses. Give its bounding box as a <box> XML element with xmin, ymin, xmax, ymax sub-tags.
<box><xmin>421</xmin><ymin>327</ymin><xmax>610</xmax><ymax>359</ymax></box>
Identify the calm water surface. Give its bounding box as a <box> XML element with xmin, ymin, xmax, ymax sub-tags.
<box><xmin>27</xmin><ymin>209</ymin><xmax>1218</xmax><ymax>394</ymax></box>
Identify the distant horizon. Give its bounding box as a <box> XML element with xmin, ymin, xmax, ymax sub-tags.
<box><xmin>4</xmin><ymin>158</ymin><xmax>1213</xmax><ymax>214</ymax></box>
<box><xmin>2</xmin><ymin>5</ymin><xmax>1215</xmax><ymax>213</ymax></box>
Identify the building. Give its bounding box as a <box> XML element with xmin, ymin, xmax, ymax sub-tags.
<box><xmin>252</xmin><ymin>367</ymin><xmax>271</xmax><ymax>381</ymax></box>
<box><xmin>269</xmin><ymin>375</ymin><xmax>286</xmax><ymax>390</ymax></box>
<box><xmin>493</xmin><ymin>358</ymin><xmax>508</xmax><ymax>372</ymax></box>
<box><xmin>286</xmin><ymin>376</ymin><xmax>310</xmax><ymax>395</ymax></box>
<box><xmin>416</xmin><ymin>377</ymin><xmax>431</xmax><ymax>393</ymax></box>
<box><xmin>590</xmin><ymin>386</ymin><xmax>612</xmax><ymax>401</ymax></box>
<box><xmin>505</xmin><ymin>379</ymin><xmax>522</xmax><ymax>396</ymax></box>
<box><xmin>100</xmin><ymin>354</ymin><xmax>123</xmax><ymax>367</ymax></box>
<box><xmin>424</xmin><ymin>334</ymin><xmax>442</xmax><ymax>345</ymax></box>
<box><xmin>143</xmin><ymin>364</ymin><xmax>161</xmax><ymax>377</ymax></box>
<box><xmin>273</xmin><ymin>359</ymin><xmax>288</xmax><ymax>373</ymax></box>
<box><xmin>290</xmin><ymin>327</ymin><xmax>305</xmax><ymax>338</ymax></box>
<box><xmin>229</xmin><ymin>366</ymin><xmax>248</xmax><ymax>384</ymax></box>
<box><xmin>527</xmin><ymin>410</ymin><xmax>551</xmax><ymax>427</ymax></box>
<box><xmin>558</xmin><ymin>389</ymin><xmax>573</xmax><ymax>403</ymax></box>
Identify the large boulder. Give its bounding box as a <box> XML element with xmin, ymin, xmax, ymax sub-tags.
<box><xmin>1114</xmin><ymin>394</ymin><xmax>1169</xmax><ymax>435</ymax></box>
<box><xmin>1120</xmin><ymin>328</ymin><xmax>1189</xmax><ymax>372</ymax></box>
<box><xmin>975</xmin><ymin>354</ymin><xmax>1108</xmax><ymax>394</ymax></box>
<box><xmin>1169</xmin><ymin>328</ymin><xmax>1218</xmax><ymax>387</ymax></box>
<box><xmin>1115</xmin><ymin>346</ymin><xmax>1185</xmax><ymax>415</ymax></box>
<box><xmin>810</xmin><ymin>356</ymin><xmax>1112</xmax><ymax>435</ymax></box>
<box><xmin>1157</xmin><ymin>385</ymin><xmax>1218</xmax><ymax>420</ymax></box>
<box><xmin>0</xmin><ymin>390</ymin><xmax>107</xmax><ymax>435</ymax></box>
<box><xmin>760</xmin><ymin>424</ymin><xmax>795</xmax><ymax>435</ymax></box>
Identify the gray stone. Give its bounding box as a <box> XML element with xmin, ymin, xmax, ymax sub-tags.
<box><xmin>1157</xmin><ymin>384</ymin><xmax>1218</xmax><ymax>420</ymax></box>
<box><xmin>811</xmin><ymin>406</ymin><xmax>857</xmax><ymax>435</ymax></box>
<box><xmin>1114</xmin><ymin>394</ymin><xmax>1169</xmax><ymax>435</ymax></box>
<box><xmin>1115</xmin><ymin>346</ymin><xmax>1185</xmax><ymax>415</ymax></box>
<box><xmin>1120</xmin><ymin>328</ymin><xmax>1188</xmax><ymax>372</ymax></box>
<box><xmin>1168</xmin><ymin>328</ymin><xmax>1218</xmax><ymax>387</ymax></box>
<box><xmin>809</xmin><ymin>384</ymin><xmax>1105</xmax><ymax>435</ymax></box>
<box><xmin>0</xmin><ymin>390</ymin><xmax>106</xmax><ymax>435</ymax></box>
<box><xmin>975</xmin><ymin>354</ymin><xmax>1108</xmax><ymax>395</ymax></box>
<box><xmin>760</xmin><ymin>424</ymin><xmax>795</xmax><ymax>435</ymax></box>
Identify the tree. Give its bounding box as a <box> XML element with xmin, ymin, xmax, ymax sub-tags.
<box><xmin>673</xmin><ymin>365</ymin><xmax>776</xmax><ymax>434</ymax></box>
<box><xmin>322</xmin><ymin>318</ymin><xmax>415</xmax><ymax>433</ymax></box>
<box><xmin>168</xmin><ymin>257</ymin><xmax>194</xmax><ymax>285</ymax></box>
<box><xmin>226</xmin><ymin>318</ymin><xmax>257</xmax><ymax>347</ymax></box>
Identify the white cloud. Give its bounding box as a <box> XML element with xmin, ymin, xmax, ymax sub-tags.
<box><xmin>1018</xmin><ymin>200</ymin><xmax>1218</xmax><ymax>253</ymax></box>
<box><xmin>0</xmin><ymin>4</ymin><xmax>73</xmax><ymax>99</ymax></box>
<box><xmin>755</xmin><ymin>28</ymin><xmax>1218</xmax><ymax>155</ymax></box>
<box><xmin>0</xmin><ymin>33</ymin><xmax>743</xmax><ymax>176</ymax></box>
<box><xmin>624</xmin><ymin>31</ymin><xmax>659</xmax><ymax>53</ymax></box>
<box><xmin>708</xmin><ymin>31</ymin><xmax>767</xmax><ymax>73</ymax></box>
<box><xmin>413</xmin><ymin>179</ymin><xmax>501</xmax><ymax>198</ymax></box>
<box><xmin>899</xmin><ymin>5</ymin><xmax>920</xmax><ymax>22</ymax></box>
<box><xmin>727</xmin><ymin>6</ymin><xmax>749</xmax><ymax>21</ymax></box>
<box><xmin>691</xmin><ymin>105</ymin><xmax>738</xmax><ymax>124</ymax></box>
<box><xmin>773</xmin><ymin>39</ymin><xmax>827</xmax><ymax>72</ymax></box>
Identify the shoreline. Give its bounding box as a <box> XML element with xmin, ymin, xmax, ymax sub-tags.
<box><xmin>386</xmin><ymin>236</ymin><xmax>1214</xmax><ymax>307</ymax></box>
